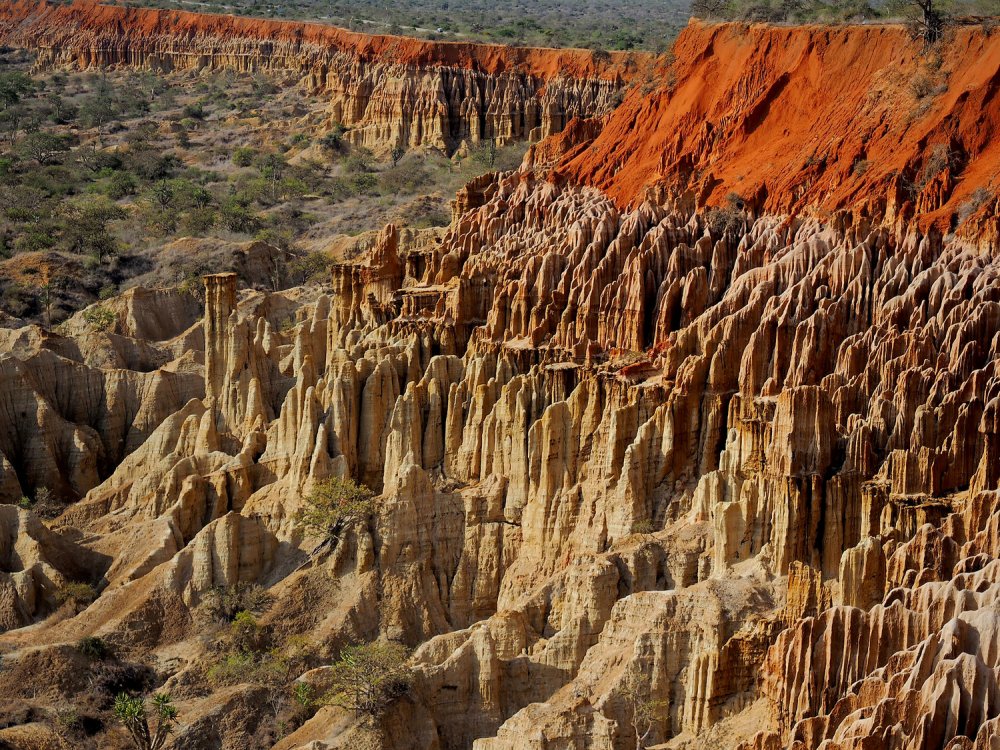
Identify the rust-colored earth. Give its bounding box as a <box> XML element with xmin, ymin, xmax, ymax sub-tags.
<box><xmin>556</xmin><ymin>21</ymin><xmax>1000</xmax><ymax>233</ymax></box>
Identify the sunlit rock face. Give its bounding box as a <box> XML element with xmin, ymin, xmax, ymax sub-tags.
<box><xmin>2</xmin><ymin>8</ymin><xmax>1000</xmax><ymax>750</ymax></box>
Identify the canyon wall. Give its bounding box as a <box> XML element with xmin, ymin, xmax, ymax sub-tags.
<box><xmin>554</xmin><ymin>21</ymin><xmax>1000</xmax><ymax>236</ymax></box>
<box><xmin>1</xmin><ymin>10</ymin><xmax>1000</xmax><ymax>750</ymax></box>
<box><xmin>0</xmin><ymin>0</ymin><xmax>640</xmax><ymax>154</ymax></box>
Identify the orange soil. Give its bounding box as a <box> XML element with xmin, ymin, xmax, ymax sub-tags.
<box><xmin>1</xmin><ymin>0</ymin><xmax>646</xmax><ymax>80</ymax></box>
<box><xmin>556</xmin><ymin>21</ymin><xmax>1000</xmax><ymax>229</ymax></box>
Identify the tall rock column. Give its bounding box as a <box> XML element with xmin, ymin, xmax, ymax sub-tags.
<box><xmin>203</xmin><ymin>272</ymin><xmax>273</xmax><ymax>437</ymax></box>
<box><xmin>204</xmin><ymin>272</ymin><xmax>237</xmax><ymax>409</ymax></box>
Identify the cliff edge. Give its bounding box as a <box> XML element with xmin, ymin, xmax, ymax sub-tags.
<box><xmin>554</xmin><ymin>21</ymin><xmax>1000</xmax><ymax>237</ymax></box>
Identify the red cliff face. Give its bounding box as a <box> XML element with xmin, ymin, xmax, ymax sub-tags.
<box><xmin>555</xmin><ymin>21</ymin><xmax>1000</xmax><ymax>234</ymax></box>
<box><xmin>0</xmin><ymin>1</ymin><xmax>644</xmax><ymax>154</ymax></box>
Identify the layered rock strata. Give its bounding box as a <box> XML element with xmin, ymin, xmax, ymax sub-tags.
<box><xmin>0</xmin><ymin>0</ymin><xmax>638</xmax><ymax>154</ymax></box>
<box><xmin>0</xmin><ymin>11</ymin><xmax>999</xmax><ymax>750</ymax></box>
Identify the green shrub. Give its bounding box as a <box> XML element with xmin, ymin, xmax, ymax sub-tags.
<box><xmin>220</xmin><ymin>200</ymin><xmax>261</xmax><ymax>233</ymax></box>
<box><xmin>207</xmin><ymin>650</ymin><xmax>257</xmax><ymax>686</ymax></box>
<box><xmin>318</xmin><ymin>124</ymin><xmax>347</xmax><ymax>152</ymax></box>
<box><xmin>182</xmin><ymin>207</ymin><xmax>217</xmax><ymax>235</ymax></box>
<box><xmin>182</xmin><ymin>101</ymin><xmax>206</xmax><ymax>120</ymax></box>
<box><xmin>632</xmin><ymin>519</ymin><xmax>655</xmax><ymax>535</ymax></box>
<box><xmin>206</xmin><ymin>649</ymin><xmax>289</xmax><ymax>687</ymax></box>
<box><xmin>232</xmin><ymin>146</ymin><xmax>256</xmax><ymax>167</ymax></box>
<box><xmin>83</xmin><ymin>305</ymin><xmax>116</xmax><ymax>332</ymax></box>
<box><xmin>77</xmin><ymin>636</ymin><xmax>111</xmax><ymax>660</ymax></box>
<box><xmin>201</xmin><ymin>582</ymin><xmax>274</xmax><ymax>624</ymax></box>
<box><xmin>56</xmin><ymin>582</ymin><xmax>97</xmax><ymax>607</ymax></box>
<box><xmin>229</xmin><ymin>611</ymin><xmax>265</xmax><ymax>653</ymax></box>
<box><xmin>106</xmin><ymin>170</ymin><xmax>138</xmax><ymax>199</ymax></box>
<box><xmin>293</xmin><ymin>681</ymin><xmax>316</xmax><ymax>708</ymax></box>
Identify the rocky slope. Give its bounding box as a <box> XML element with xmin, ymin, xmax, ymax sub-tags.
<box><xmin>0</xmin><ymin>0</ymin><xmax>640</xmax><ymax>155</ymax></box>
<box><xmin>2</xmin><ymin>11</ymin><xmax>1000</xmax><ymax>750</ymax></box>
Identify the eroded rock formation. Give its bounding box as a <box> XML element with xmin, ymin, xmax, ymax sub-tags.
<box><xmin>1</xmin><ymin>9</ymin><xmax>1000</xmax><ymax>750</ymax></box>
<box><xmin>0</xmin><ymin>0</ymin><xmax>639</xmax><ymax>155</ymax></box>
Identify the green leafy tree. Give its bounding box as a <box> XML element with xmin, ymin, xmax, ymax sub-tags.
<box><xmin>78</xmin><ymin>79</ymin><xmax>117</xmax><ymax>133</ymax></box>
<box><xmin>0</xmin><ymin>103</ymin><xmax>26</xmax><ymax>145</ymax></box>
<box><xmin>0</xmin><ymin>72</ymin><xmax>33</xmax><ymax>109</ymax></box>
<box><xmin>220</xmin><ymin>199</ymin><xmax>260</xmax><ymax>233</ymax></box>
<box><xmin>324</xmin><ymin>642</ymin><xmax>411</xmax><ymax>719</ymax></box>
<box><xmin>297</xmin><ymin>476</ymin><xmax>376</xmax><ymax>545</ymax></box>
<box><xmin>20</xmin><ymin>131</ymin><xmax>71</xmax><ymax>165</ymax></box>
<box><xmin>62</xmin><ymin>196</ymin><xmax>127</xmax><ymax>263</ymax></box>
<box><xmin>113</xmin><ymin>693</ymin><xmax>178</xmax><ymax>750</ymax></box>
<box><xmin>232</xmin><ymin>146</ymin><xmax>256</xmax><ymax>167</ymax></box>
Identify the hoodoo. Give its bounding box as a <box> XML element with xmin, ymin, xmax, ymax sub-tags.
<box><xmin>0</xmin><ymin>3</ymin><xmax>999</xmax><ymax>750</ymax></box>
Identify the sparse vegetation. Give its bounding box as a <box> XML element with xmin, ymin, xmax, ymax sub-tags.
<box><xmin>56</xmin><ymin>582</ymin><xmax>98</xmax><ymax>608</ymax></box>
<box><xmin>77</xmin><ymin>636</ymin><xmax>112</xmax><ymax>661</ymax></box>
<box><xmin>297</xmin><ymin>476</ymin><xmax>377</xmax><ymax>544</ymax></box>
<box><xmin>83</xmin><ymin>304</ymin><xmax>116</xmax><ymax>332</ymax></box>
<box><xmin>0</xmin><ymin>50</ymin><xmax>526</xmax><ymax>326</ymax></box>
<box><xmin>704</xmin><ymin>192</ymin><xmax>748</xmax><ymax>236</ymax></box>
<box><xmin>633</xmin><ymin>519</ymin><xmax>655</xmax><ymax>534</ymax></box>
<box><xmin>131</xmin><ymin>0</ymin><xmax>686</xmax><ymax>51</ymax></box>
<box><xmin>958</xmin><ymin>185</ymin><xmax>994</xmax><ymax>222</ymax></box>
<box><xmin>201</xmin><ymin>582</ymin><xmax>274</xmax><ymax>624</ymax></box>
<box><xmin>691</xmin><ymin>0</ymin><xmax>1000</xmax><ymax>30</ymax></box>
<box><xmin>113</xmin><ymin>692</ymin><xmax>178</xmax><ymax>750</ymax></box>
<box><xmin>322</xmin><ymin>641</ymin><xmax>412</xmax><ymax>719</ymax></box>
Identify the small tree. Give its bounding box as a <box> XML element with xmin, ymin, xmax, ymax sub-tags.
<box><xmin>324</xmin><ymin>642</ymin><xmax>411</xmax><ymax>719</ymax></box>
<box><xmin>20</xmin><ymin>131</ymin><xmax>71</xmax><ymax>165</ymax></box>
<box><xmin>889</xmin><ymin>0</ymin><xmax>949</xmax><ymax>41</ymax></box>
<box><xmin>621</xmin><ymin>669</ymin><xmax>668</xmax><ymax>750</ymax></box>
<box><xmin>62</xmin><ymin>196</ymin><xmax>127</xmax><ymax>264</ymax></box>
<box><xmin>297</xmin><ymin>476</ymin><xmax>375</xmax><ymax>545</ymax></box>
<box><xmin>150</xmin><ymin>180</ymin><xmax>175</xmax><ymax>210</ymax></box>
<box><xmin>391</xmin><ymin>145</ymin><xmax>405</xmax><ymax>167</ymax></box>
<box><xmin>0</xmin><ymin>72</ymin><xmax>33</xmax><ymax>110</ymax></box>
<box><xmin>113</xmin><ymin>693</ymin><xmax>178</xmax><ymax>750</ymax></box>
